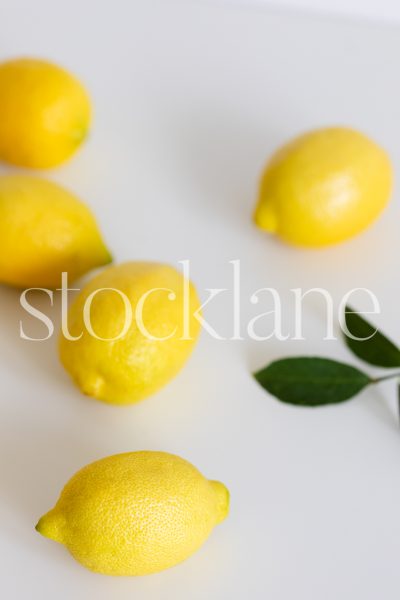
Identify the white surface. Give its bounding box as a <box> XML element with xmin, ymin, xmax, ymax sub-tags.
<box><xmin>1</xmin><ymin>1</ymin><xmax>400</xmax><ymax>599</ymax></box>
<box><xmin>219</xmin><ymin>0</ymin><xmax>400</xmax><ymax>24</ymax></box>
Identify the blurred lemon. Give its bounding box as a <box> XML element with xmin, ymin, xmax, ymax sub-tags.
<box><xmin>0</xmin><ymin>57</ymin><xmax>91</xmax><ymax>168</ymax></box>
<box><xmin>59</xmin><ymin>261</ymin><xmax>201</xmax><ymax>404</ymax></box>
<box><xmin>0</xmin><ymin>175</ymin><xmax>111</xmax><ymax>288</ymax></box>
<box><xmin>254</xmin><ymin>127</ymin><xmax>393</xmax><ymax>247</ymax></box>
<box><xmin>36</xmin><ymin>451</ymin><xmax>229</xmax><ymax>576</ymax></box>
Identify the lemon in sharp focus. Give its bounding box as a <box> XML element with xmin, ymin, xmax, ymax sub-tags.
<box><xmin>0</xmin><ymin>57</ymin><xmax>91</xmax><ymax>168</ymax></box>
<box><xmin>254</xmin><ymin>127</ymin><xmax>393</xmax><ymax>247</ymax></box>
<box><xmin>36</xmin><ymin>451</ymin><xmax>229</xmax><ymax>576</ymax></box>
<box><xmin>59</xmin><ymin>261</ymin><xmax>201</xmax><ymax>405</ymax></box>
<box><xmin>0</xmin><ymin>175</ymin><xmax>111</xmax><ymax>288</ymax></box>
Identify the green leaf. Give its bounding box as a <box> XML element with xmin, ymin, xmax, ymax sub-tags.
<box><xmin>254</xmin><ymin>357</ymin><xmax>371</xmax><ymax>406</ymax></box>
<box><xmin>343</xmin><ymin>305</ymin><xmax>400</xmax><ymax>368</ymax></box>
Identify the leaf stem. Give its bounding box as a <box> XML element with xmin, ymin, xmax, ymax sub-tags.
<box><xmin>372</xmin><ymin>372</ymin><xmax>400</xmax><ymax>384</ymax></box>
<box><xmin>397</xmin><ymin>379</ymin><xmax>400</xmax><ymax>426</ymax></box>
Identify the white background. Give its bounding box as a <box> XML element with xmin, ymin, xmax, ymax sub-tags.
<box><xmin>220</xmin><ymin>0</ymin><xmax>400</xmax><ymax>23</ymax></box>
<box><xmin>1</xmin><ymin>1</ymin><xmax>400</xmax><ymax>599</ymax></box>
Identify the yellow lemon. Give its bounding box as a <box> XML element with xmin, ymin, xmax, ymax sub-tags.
<box><xmin>0</xmin><ymin>57</ymin><xmax>91</xmax><ymax>168</ymax></box>
<box><xmin>254</xmin><ymin>127</ymin><xmax>393</xmax><ymax>247</ymax></box>
<box><xmin>36</xmin><ymin>451</ymin><xmax>229</xmax><ymax>576</ymax></box>
<box><xmin>0</xmin><ymin>175</ymin><xmax>111</xmax><ymax>288</ymax></box>
<box><xmin>59</xmin><ymin>261</ymin><xmax>201</xmax><ymax>404</ymax></box>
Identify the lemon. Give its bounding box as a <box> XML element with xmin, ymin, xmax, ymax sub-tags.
<box><xmin>254</xmin><ymin>127</ymin><xmax>393</xmax><ymax>247</ymax></box>
<box><xmin>36</xmin><ymin>451</ymin><xmax>229</xmax><ymax>576</ymax></box>
<box><xmin>0</xmin><ymin>57</ymin><xmax>91</xmax><ymax>168</ymax></box>
<box><xmin>59</xmin><ymin>261</ymin><xmax>201</xmax><ymax>404</ymax></box>
<box><xmin>0</xmin><ymin>175</ymin><xmax>111</xmax><ymax>288</ymax></box>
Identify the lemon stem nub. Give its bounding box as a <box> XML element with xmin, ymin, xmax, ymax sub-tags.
<box><xmin>35</xmin><ymin>510</ymin><xmax>66</xmax><ymax>544</ymax></box>
<box><xmin>210</xmin><ymin>480</ymin><xmax>230</xmax><ymax>524</ymax></box>
<box><xmin>254</xmin><ymin>201</ymin><xmax>278</xmax><ymax>233</ymax></box>
<box><xmin>102</xmin><ymin>247</ymin><xmax>113</xmax><ymax>265</ymax></box>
